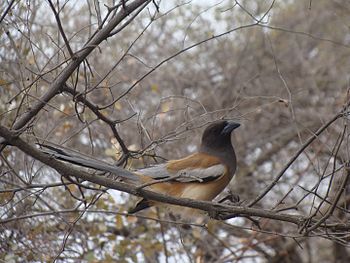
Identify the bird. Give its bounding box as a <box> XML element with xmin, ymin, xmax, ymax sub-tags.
<box><xmin>40</xmin><ymin>120</ymin><xmax>240</xmax><ymax>218</ymax></box>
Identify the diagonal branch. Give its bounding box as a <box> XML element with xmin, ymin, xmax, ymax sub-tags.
<box><xmin>47</xmin><ymin>0</ymin><xmax>74</xmax><ymax>58</ymax></box>
<box><xmin>0</xmin><ymin>0</ymin><xmax>151</xmax><ymax>149</ymax></box>
<box><xmin>248</xmin><ymin>111</ymin><xmax>344</xmax><ymax>207</ymax></box>
<box><xmin>0</xmin><ymin>0</ymin><xmax>15</xmax><ymax>24</ymax></box>
<box><xmin>2</xmin><ymin>124</ymin><xmax>350</xmax><ymax>233</ymax></box>
<box><xmin>304</xmin><ymin>162</ymin><xmax>350</xmax><ymax>234</ymax></box>
<box><xmin>61</xmin><ymin>85</ymin><xmax>130</xmax><ymax>159</ymax></box>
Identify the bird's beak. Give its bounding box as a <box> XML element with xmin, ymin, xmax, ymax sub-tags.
<box><xmin>221</xmin><ymin>122</ymin><xmax>240</xmax><ymax>135</ymax></box>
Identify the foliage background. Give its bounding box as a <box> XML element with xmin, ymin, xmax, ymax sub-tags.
<box><xmin>1</xmin><ymin>0</ymin><xmax>350</xmax><ymax>262</ymax></box>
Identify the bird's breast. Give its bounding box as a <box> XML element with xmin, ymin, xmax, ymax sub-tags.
<box><xmin>179</xmin><ymin>171</ymin><xmax>232</xmax><ymax>201</ymax></box>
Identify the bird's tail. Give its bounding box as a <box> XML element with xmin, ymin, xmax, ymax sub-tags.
<box><xmin>38</xmin><ymin>143</ymin><xmax>139</xmax><ymax>181</ymax></box>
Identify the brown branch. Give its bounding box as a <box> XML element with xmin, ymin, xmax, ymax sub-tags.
<box><xmin>0</xmin><ymin>0</ymin><xmax>15</xmax><ymax>24</ymax></box>
<box><xmin>61</xmin><ymin>85</ymin><xmax>130</xmax><ymax>158</ymax></box>
<box><xmin>0</xmin><ymin>0</ymin><xmax>151</xmax><ymax>148</ymax></box>
<box><xmin>47</xmin><ymin>0</ymin><xmax>74</xmax><ymax>58</ymax></box>
<box><xmin>108</xmin><ymin>0</ymin><xmax>151</xmax><ymax>37</ymax></box>
<box><xmin>2</xmin><ymin>125</ymin><xmax>350</xmax><ymax>233</ymax></box>
<box><xmin>0</xmin><ymin>125</ymin><xmax>298</xmax><ymax>223</ymax></box>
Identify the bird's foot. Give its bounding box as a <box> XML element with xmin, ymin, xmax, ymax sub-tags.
<box><xmin>218</xmin><ymin>191</ymin><xmax>240</xmax><ymax>204</ymax></box>
<box><xmin>208</xmin><ymin>209</ymin><xmax>235</xmax><ymax>220</ymax></box>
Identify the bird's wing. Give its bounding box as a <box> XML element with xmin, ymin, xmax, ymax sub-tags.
<box><xmin>137</xmin><ymin>153</ymin><xmax>227</xmax><ymax>183</ymax></box>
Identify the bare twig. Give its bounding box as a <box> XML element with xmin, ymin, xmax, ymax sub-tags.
<box><xmin>248</xmin><ymin>111</ymin><xmax>344</xmax><ymax>207</ymax></box>
<box><xmin>304</xmin><ymin>163</ymin><xmax>350</xmax><ymax>234</ymax></box>
<box><xmin>0</xmin><ymin>0</ymin><xmax>151</xmax><ymax>150</ymax></box>
<box><xmin>0</xmin><ymin>0</ymin><xmax>15</xmax><ymax>24</ymax></box>
<box><xmin>47</xmin><ymin>0</ymin><xmax>74</xmax><ymax>58</ymax></box>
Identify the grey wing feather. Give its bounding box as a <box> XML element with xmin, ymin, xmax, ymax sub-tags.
<box><xmin>138</xmin><ymin>164</ymin><xmax>226</xmax><ymax>183</ymax></box>
<box><xmin>137</xmin><ymin>164</ymin><xmax>170</xmax><ymax>179</ymax></box>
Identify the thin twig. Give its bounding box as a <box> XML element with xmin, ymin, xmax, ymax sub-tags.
<box><xmin>0</xmin><ymin>0</ymin><xmax>15</xmax><ymax>24</ymax></box>
<box><xmin>47</xmin><ymin>0</ymin><xmax>75</xmax><ymax>58</ymax></box>
<box><xmin>248</xmin><ymin>111</ymin><xmax>344</xmax><ymax>207</ymax></box>
<box><xmin>304</xmin><ymin>163</ymin><xmax>350</xmax><ymax>234</ymax></box>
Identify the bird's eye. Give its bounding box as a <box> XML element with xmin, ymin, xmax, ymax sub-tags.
<box><xmin>219</xmin><ymin>122</ymin><xmax>227</xmax><ymax>131</ymax></box>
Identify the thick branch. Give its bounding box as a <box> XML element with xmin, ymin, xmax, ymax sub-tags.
<box><xmin>2</xmin><ymin>125</ymin><xmax>350</xmax><ymax>232</ymax></box>
<box><xmin>0</xmin><ymin>0</ymin><xmax>150</xmax><ymax>145</ymax></box>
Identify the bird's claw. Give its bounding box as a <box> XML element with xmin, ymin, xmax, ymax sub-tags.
<box><xmin>218</xmin><ymin>192</ymin><xmax>240</xmax><ymax>204</ymax></box>
<box><xmin>208</xmin><ymin>209</ymin><xmax>235</xmax><ymax>220</ymax></box>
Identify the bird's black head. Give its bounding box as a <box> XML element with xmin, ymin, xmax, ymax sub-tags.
<box><xmin>200</xmin><ymin>120</ymin><xmax>240</xmax><ymax>152</ymax></box>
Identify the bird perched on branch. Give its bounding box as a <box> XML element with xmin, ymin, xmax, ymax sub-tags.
<box><xmin>40</xmin><ymin>121</ymin><xmax>240</xmax><ymax>218</ymax></box>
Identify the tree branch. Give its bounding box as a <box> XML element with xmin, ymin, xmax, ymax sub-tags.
<box><xmin>0</xmin><ymin>0</ymin><xmax>15</xmax><ymax>24</ymax></box>
<box><xmin>0</xmin><ymin>0</ymin><xmax>151</xmax><ymax>148</ymax></box>
<box><xmin>47</xmin><ymin>0</ymin><xmax>74</xmax><ymax>58</ymax></box>
<box><xmin>248</xmin><ymin>111</ymin><xmax>345</xmax><ymax>207</ymax></box>
<box><xmin>1</xmin><ymin>124</ymin><xmax>350</xmax><ymax>232</ymax></box>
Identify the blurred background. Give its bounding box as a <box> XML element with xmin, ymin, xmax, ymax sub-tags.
<box><xmin>1</xmin><ymin>0</ymin><xmax>350</xmax><ymax>262</ymax></box>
